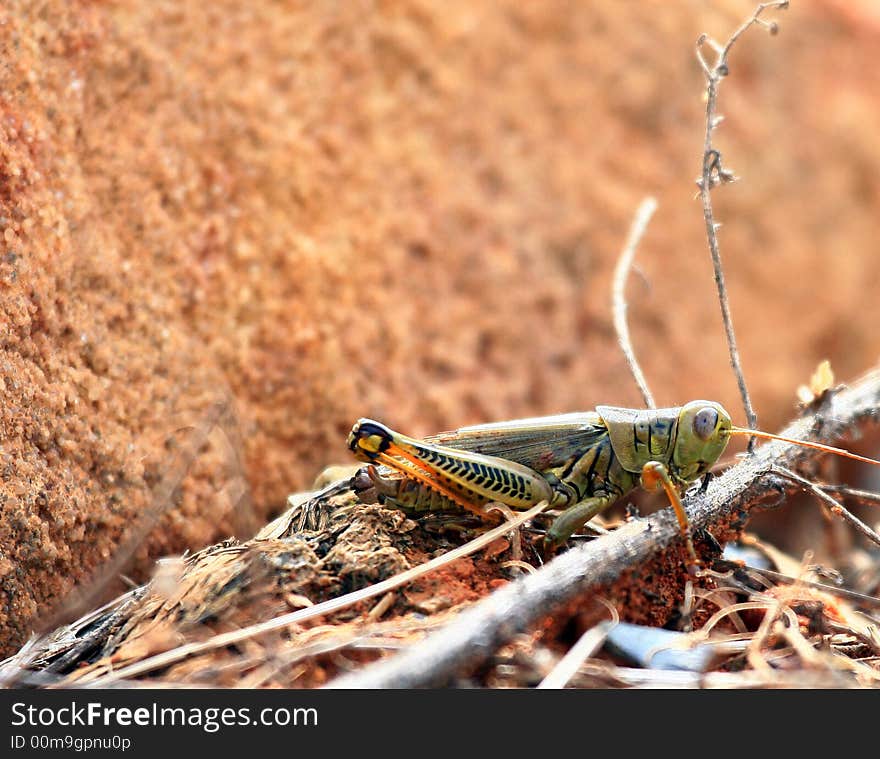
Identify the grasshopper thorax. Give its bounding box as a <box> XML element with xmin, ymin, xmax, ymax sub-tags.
<box><xmin>671</xmin><ymin>400</ymin><xmax>732</xmax><ymax>482</ymax></box>
<box><xmin>598</xmin><ymin>401</ymin><xmax>732</xmax><ymax>484</ymax></box>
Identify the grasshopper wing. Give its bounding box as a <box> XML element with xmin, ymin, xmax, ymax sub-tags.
<box><xmin>426</xmin><ymin>412</ymin><xmax>607</xmax><ymax>472</ymax></box>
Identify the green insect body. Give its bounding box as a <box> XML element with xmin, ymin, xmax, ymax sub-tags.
<box><xmin>348</xmin><ymin>400</ymin><xmax>733</xmax><ymax>550</ymax></box>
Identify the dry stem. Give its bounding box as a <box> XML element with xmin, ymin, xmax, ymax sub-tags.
<box><xmin>695</xmin><ymin>2</ymin><xmax>789</xmax><ymax>445</ymax></box>
<box><xmin>774</xmin><ymin>466</ymin><xmax>880</xmax><ymax>549</ymax></box>
<box><xmin>612</xmin><ymin>196</ymin><xmax>658</xmax><ymax>409</ymax></box>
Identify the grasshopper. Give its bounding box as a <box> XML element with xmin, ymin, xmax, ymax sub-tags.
<box><xmin>348</xmin><ymin>400</ymin><xmax>880</xmax><ymax>566</ymax></box>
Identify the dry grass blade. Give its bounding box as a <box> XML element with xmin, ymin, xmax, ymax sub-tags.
<box><xmin>612</xmin><ymin>196</ymin><xmax>658</xmax><ymax>409</ymax></box>
<box><xmin>537</xmin><ymin>604</ymin><xmax>618</xmax><ymax>689</ymax></box>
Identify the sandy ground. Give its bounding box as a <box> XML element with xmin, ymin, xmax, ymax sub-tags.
<box><xmin>1</xmin><ymin>0</ymin><xmax>879</xmax><ymax>655</ymax></box>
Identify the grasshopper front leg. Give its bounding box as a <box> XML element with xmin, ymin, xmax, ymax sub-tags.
<box><xmin>544</xmin><ymin>495</ymin><xmax>615</xmax><ymax>551</ymax></box>
<box><xmin>640</xmin><ymin>461</ymin><xmax>700</xmax><ymax>569</ymax></box>
<box><xmin>348</xmin><ymin>419</ymin><xmax>556</xmax><ymax>518</ymax></box>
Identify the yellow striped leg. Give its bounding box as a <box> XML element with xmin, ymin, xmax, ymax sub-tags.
<box><xmin>348</xmin><ymin>419</ymin><xmax>555</xmax><ymax>518</ymax></box>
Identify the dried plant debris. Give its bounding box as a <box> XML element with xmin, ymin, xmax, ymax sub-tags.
<box><xmin>6</xmin><ymin>375</ymin><xmax>880</xmax><ymax>688</ymax></box>
<box><xmin>484</xmin><ymin>537</ymin><xmax>880</xmax><ymax>689</ymax></box>
<box><xmin>1</xmin><ymin>480</ymin><xmax>542</xmax><ymax>687</ymax></box>
<box><xmin>5</xmin><ymin>469</ymin><xmax>880</xmax><ymax>689</ymax></box>
<box><xmin>798</xmin><ymin>360</ymin><xmax>838</xmax><ymax>408</ymax></box>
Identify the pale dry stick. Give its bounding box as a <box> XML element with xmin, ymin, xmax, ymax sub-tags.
<box><xmin>367</xmin><ymin>592</ymin><xmax>397</xmax><ymax>622</ymax></box>
<box><xmin>774</xmin><ymin>465</ymin><xmax>880</xmax><ymax>549</ymax></box>
<box><xmin>577</xmin><ymin>663</ymin><xmax>857</xmax><ymax>689</ymax></box>
<box><xmin>177</xmin><ymin>648</ymin><xmax>281</xmax><ymax>685</ymax></box>
<box><xmin>746</xmin><ymin>605</ymin><xmax>873</xmax><ymax>679</ymax></box>
<box><xmin>824</xmin><ymin>619</ymin><xmax>880</xmax><ymax>657</ymax></box>
<box><xmin>486</xmin><ymin>501</ymin><xmax>523</xmax><ymax>566</ymax></box>
<box><xmin>679</xmin><ymin>579</ymin><xmax>696</xmax><ymax>632</ymax></box>
<box><xmin>695</xmin><ymin>2</ymin><xmax>789</xmax><ymax>446</ymax></box>
<box><xmin>247</xmin><ymin>608</ymin><xmax>459</xmax><ymax>688</ymax></box>
<box><xmin>779</xmin><ymin>617</ymin><xmax>830</xmax><ymax>668</ymax></box>
<box><xmin>325</xmin><ymin>369</ymin><xmax>880</xmax><ymax>688</ymax></box>
<box><xmin>691</xmin><ymin>587</ymin><xmax>749</xmax><ymax>633</ymax></box>
<box><xmin>612</xmin><ymin>196</ymin><xmax>658</xmax><ymax>409</ymax></box>
<box><xmin>237</xmin><ymin>633</ymin><xmax>367</xmax><ymax>689</ymax></box>
<box><xmin>76</xmin><ymin>500</ymin><xmax>549</xmax><ymax>686</ymax></box>
<box><xmin>537</xmin><ymin>597</ymin><xmax>619</xmax><ymax>689</ymax></box>
<box><xmin>0</xmin><ymin>637</ymin><xmax>45</xmax><ymax>688</ymax></box>
<box><xmin>820</xmin><ymin>484</ymin><xmax>880</xmax><ymax>507</ymax></box>
<box><xmin>499</xmin><ymin>559</ymin><xmax>536</xmax><ymax>575</ymax></box>
<box><xmin>745</xmin><ymin>550</ymin><xmax>812</xmax><ymax>672</ymax></box>
<box><xmin>536</xmin><ymin>619</ymin><xmax>617</xmax><ymax>690</ymax></box>
<box><xmin>695</xmin><ymin>600</ymin><xmax>774</xmax><ymax>638</ymax></box>
<box><xmin>716</xmin><ymin>562</ymin><xmax>880</xmax><ymax>610</ymax></box>
<box><xmin>826</xmin><ymin>650</ymin><xmax>880</xmax><ymax>684</ymax></box>
<box><xmin>777</xmin><ymin>607</ymin><xmax>875</xmax><ymax>678</ymax></box>
<box><xmin>745</xmin><ymin>597</ymin><xmax>788</xmax><ymax>673</ymax></box>
<box><xmin>639</xmin><ymin>628</ymin><xmax>749</xmax><ymax>669</ymax></box>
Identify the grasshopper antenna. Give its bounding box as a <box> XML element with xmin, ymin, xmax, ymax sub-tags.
<box><xmin>695</xmin><ymin>2</ymin><xmax>789</xmax><ymax>450</ymax></box>
<box><xmin>730</xmin><ymin>426</ymin><xmax>880</xmax><ymax>469</ymax></box>
<box><xmin>612</xmin><ymin>196</ymin><xmax>658</xmax><ymax>409</ymax></box>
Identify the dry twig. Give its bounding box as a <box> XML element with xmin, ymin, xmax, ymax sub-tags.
<box><xmin>612</xmin><ymin>196</ymin><xmax>658</xmax><ymax>409</ymax></box>
<box><xmin>774</xmin><ymin>466</ymin><xmax>880</xmax><ymax>549</ymax></box>
<box><xmin>695</xmin><ymin>2</ymin><xmax>789</xmax><ymax>444</ymax></box>
<box><xmin>819</xmin><ymin>484</ymin><xmax>880</xmax><ymax>508</ymax></box>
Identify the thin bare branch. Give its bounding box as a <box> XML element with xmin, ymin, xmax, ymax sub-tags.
<box><xmin>696</xmin><ymin>2</ymin><xmax>788</xmax><ymax>447</ymax></box>
<box><xmin>612</xmin><ymin>196</ymin><xmax>658</xmax><ymax>408</ymax></box>
<box><xmin>325</xmin><ymin>368</ymin><xmax>880</xmax><ymax>687</ymax></box>
<box><xmin>819</xmin><ymin>484</ymin><xmax>880</xmax><ymax>507</ymax></box>
<box><xmin>733</xmin><ymin>564</ymin><xmax>880</xmax><ymax>609</ymax></box>
<box><xmin>774</xmin><ymin>465</ymin><xmax>880</xmax><ymax>549</ymax></box>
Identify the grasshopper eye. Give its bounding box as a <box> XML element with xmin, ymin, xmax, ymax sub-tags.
<box><xmin>692</xmin><ymin>407</ymin><xmax>719</xmax><ymax>441</ymax></box>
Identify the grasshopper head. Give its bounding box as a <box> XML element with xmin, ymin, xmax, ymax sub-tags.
<box><xmin>672</xmin><ymin>401</ymin><xmax>732</xmax><ymax>483</ymax></box>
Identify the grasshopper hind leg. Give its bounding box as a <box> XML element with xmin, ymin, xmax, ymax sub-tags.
<box><xmin>348</xmin><ymin>418</ymin><xmax>555</xmax><ymax>518</ymax></box>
